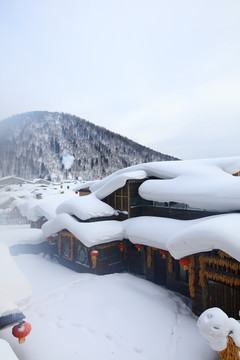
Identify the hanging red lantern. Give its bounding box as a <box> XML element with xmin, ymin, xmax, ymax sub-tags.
<box><xmin>135</xmin><ymin>244</ymin><xmax>143</xmax><ymax>252</ymax></box>
<box><xmin>47</xmin><ymin>236</ymin><xmax>53</xmax><ymax>244</ymax></box>
<box><xmin>75</xmin><ymin>191</ymin><xmax>78</xmax><ymax>195</ymax></box>
<box><xmin>90</xmin><ymin>250</ymin><xmax>99</xmax><ymax>269</ymax></box>
<box><xmin>118</xmin><ymin>243</ymin><xmax>126</xmax><ymax>252</ymax></box>
<box><xmin>179</xmin><ymin>257</ymin><xmax>191</xmax><ymax>271</ymax></box>
<box><xmin>12</xmin><ymin>321</ymin><xmax>31</xmax><ymax>344</ymax></box>
<box><xmin>159</xmin><ymin>249</ymin><xmax>168</xmax><ymax>259</ymax></box>
<box><xmin>90</xmin><ymin>250</ymin><xmax>99</xmax><ymax>257</ymax></box>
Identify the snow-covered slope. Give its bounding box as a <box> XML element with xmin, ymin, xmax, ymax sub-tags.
<box><xmin>0</xmin><ymin>111</ymin><xmax>175</xmax><ymax>181</ymax></box>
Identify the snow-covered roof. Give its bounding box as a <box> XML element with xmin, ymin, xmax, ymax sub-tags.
<box><xmin>8</xmin><ymin>185</ymin><xmax>78</xmax><ymax>221</ymax></box>
<box><xmin>56</xmin><ymin>193</ymin><xmax>118</xmax><ymax>221</ymax></box>
<box><xmin>124</xmin><ymin>214</ymin><xmax>240</xmax><ymax>262</ymax></box>
<box><xmin>54</xmin><ymin>170</ymin><xmax>146</xmax><ymax>221</ymax></box>
<box><xmin>93</xmin><ymin>170</ymin><xmax>147</xmax><ymax>199</ymax></box>
<box><xmin>42</xmin><ymin>213</ymin><xmax>240</xmax><ymax>262</ymax></box>
<box><xmin>91</xmin><ymin>156</ymin><xmax>240</xmax><ymax>212</ymax></box>
<box><xmin>0</xmin><ymin>176</ymin><xmax>33</xmax><ymax>185</ymax></box>
<box><xmin>0</xmin><ymin>243</ymin><xmax>32</xmax><ymax>317</ymax></box>
<box><xmin>42</xmin><ymin>213</ymin><xmax>123</xmax><ymax>247</ymax></box>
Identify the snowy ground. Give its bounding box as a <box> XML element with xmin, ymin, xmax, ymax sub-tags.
<box><xmin>0</xmin><ymin>225</ymin><xmax>217</xmax><ymax>360</ymax></box>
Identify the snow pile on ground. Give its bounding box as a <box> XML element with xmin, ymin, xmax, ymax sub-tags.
<box><xmin>198</xmin><ymin>307</ymin><xmax>240</xmax><ymax>352</ymax></box>
<box><xmin>0</xmin><ymin>339</ymin><xmax>19</xmax><ymax>360</ymax></box>
<box><xmin>0</xmin><ymin>244</ymin><xmax>216</xmax><ymax>360</ymax></box>
<box><xmin>0</xmin><ymin>225</ymin><xmax>44</xmax><ymax>247</ymax></box>
<box><xmin>0</xmin><ymin>242</ymin><xmax>32</xmax><ymax>317</ymax></box>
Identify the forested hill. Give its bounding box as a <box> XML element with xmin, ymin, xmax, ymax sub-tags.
<box><xmin>0</xmin><ymin>111</ymin><xmax>177</xmax><ymax>181</ymax></box>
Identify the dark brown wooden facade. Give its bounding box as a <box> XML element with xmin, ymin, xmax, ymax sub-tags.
<box><xmin>54</xmin><ymin>230</ymin><xmax>127</xmax><ymax>275</ymax></box>
<box><xmin>125</xmin><ymin>245</ymin><xmax>240</xmax><ymax>318</ymax></box>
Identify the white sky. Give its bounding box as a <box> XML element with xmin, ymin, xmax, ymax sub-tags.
<box><xmin>0</xmin><ymin>0</ymin><xmax>240</xmax><ymax>159</ymax></box>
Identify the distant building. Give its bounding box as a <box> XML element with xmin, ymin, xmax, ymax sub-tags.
<box><xmin>0</xmin><ymin>176</ymin><xmax>33</xmax><ymax>189</ymax></box>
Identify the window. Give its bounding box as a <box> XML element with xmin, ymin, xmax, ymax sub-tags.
<box><xmin>63</xmin><ymin>240</ymin><xmax>70</xmax><ymax>258</ymax></box>
<box><xmin>178</xmin><ymin>264</ymin><xmax>189</xmax><ymax>283</ymax></box>
<box><xmin>97</xmin><ymin>248</ymin><xmax>108</xmax><ymax>261</ymax></box>
<box><xmin>76</xmin><ymin>244</ymin><xmax>89</xmax><ymax>266</ymax></box>
<box><xmin>109</xmin><ymin>247</ymin><xmax>121</xmax><ymax>265</ymax></box>
<box><xmin>130</xmin><ymin>196</ymin><xmax>141</xmax><ymax>206</ymax></box>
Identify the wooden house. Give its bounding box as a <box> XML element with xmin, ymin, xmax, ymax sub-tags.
<box><xmin>41</xmin><ymin>157</ymin><xmax>240</xmax><ymax>319</ymax></box>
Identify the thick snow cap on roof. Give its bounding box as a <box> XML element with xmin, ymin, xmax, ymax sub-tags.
<box><xmin>42</xmin><ymin>213</ymin><xmax>123</xmax><ymax>247</ymax></box>
<box><xmin>92</xmin><ymin>170</ymin><xmax>147</xmax><ymax>199</ymax></box>
<box><xmin>43</xmin><ymin>213</ymin><xmax>240</xmax><ymax>262</ymax></box>
<box><xmin>91</xmin><ymin>157</ymin><xmax>240</xmax><ymax>212</ymax></box>
<box><xmin>56</xmin><ymin>193</ymin><xmax>118</xmax><ymax>220</ymax></box>
<box><xmin>12</xmin><ymin>188</ymin><xmax>76</xmax><ymax>221</ymax></box>
<box><xmin>167</xmin><ymin>213</ymin><xmax>240</xmax><ymax>261</ymax></box>
<box><xmin>124</xmin><ymin>214</ymin><xmax>240</xmax><ymax>262</ymax></box>
<box><xmin>0</xmin><ymin>243</ymin><xmax>32</xmax><ymax>317</ymax></box>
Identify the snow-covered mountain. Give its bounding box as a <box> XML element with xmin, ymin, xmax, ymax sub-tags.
<box><xmin>0</xmin><ymin>111</ymin><xmax>176</xmax><ymax>181</ymax></box>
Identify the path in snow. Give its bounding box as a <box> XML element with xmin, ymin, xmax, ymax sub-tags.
<box><xmin>1</xmin><ymin>254</ymin><xmax>217</xmax><ymax>360</ymax></box>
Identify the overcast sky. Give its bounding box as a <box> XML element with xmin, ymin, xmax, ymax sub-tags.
<box><xmin>0</xmin><ymin>0</ymin><xmax>240</xmax><ymax>160</ymax></box>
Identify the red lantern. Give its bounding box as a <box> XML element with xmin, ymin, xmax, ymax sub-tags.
<box><xmin>159</xmin><ymin>249</ymin><xmax>168</xmax><ymax>259</ymax></box>
<box><xmin>75</xmin><ymin>191</ymin><xmax>78</xmax><ymax>195</ymax></box>
<box><xmin>135</xmin><ymin>244</ymin><xmax>143</xmax><ymax>252</ymax></box>
<box><xmin>47</xmin><ymin>236</ymin><xmax>53</xmax><ymax>244</ymax></box>
<box><xmin>179</xmin><ymin>257</ymin><xmax>191</xmax><ymax>271</ymax></box>
<box><xmin>90</xmin><ymin>250</ymin><xmax>99</xmax><ymax>269</ymax></box>
<box><xmin>12</xmin><ymin>321</ymin><xmax>31</xmax><ymax>344</ymax></box>
<box><xmin>118</xmin><ymin>243</ymin><xmax>126</xmax><ymax>252</ymax></box>
<box><xmin>90</xmin><ymin>250</ymin><xmax>99</xmax><ymax>257</ymax></box>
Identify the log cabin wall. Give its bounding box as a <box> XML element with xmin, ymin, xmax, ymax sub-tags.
<box><xmin>102</xmin><ymin>179</ymin><xmax>147</xmax><ymax>219</ymax></box>
<box><xmin>57</xmin><ymin>231</ymin><xmax>127</xmax><ymax>274</ymax></box>
<box><xmin>127</xmin><ymin>242</ymin><xmax>147</xmax><ymax>277</ymax></box>
<box><xmin>127</xmin><ymin>244</ymin><xmax>192</xmax><ymax>299</ymax></box>
<box><xmin>191</xmin><ymin>251</ymin><xmax>240</xmax><ymax>318</ymax></box>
